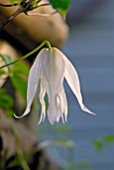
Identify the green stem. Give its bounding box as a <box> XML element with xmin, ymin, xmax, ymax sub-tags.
<box><xmin>0</xmin><ymin>40</ymin><xmax>51</xmax><ymax>69</ymax></box>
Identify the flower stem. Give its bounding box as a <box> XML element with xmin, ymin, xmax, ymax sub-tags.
<box><xmin>0</xmin><ymin>40</ymin><xmax>52</xmax><ymax>69</ymax></box>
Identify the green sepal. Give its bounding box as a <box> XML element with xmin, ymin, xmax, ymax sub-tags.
<box><xmin>49</xmin><ymin>0</ymin><xmax>71</xmax><ymax>17</ymax></box>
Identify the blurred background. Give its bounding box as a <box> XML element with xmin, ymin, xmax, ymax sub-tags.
<box><xmin>0</xmin><ymin>0</ymin><xmax>114</xmax><ymax>169</ymax></box>
<box><xmin>38</xmin><ymin>0</ymin><xmax>114</xmax><ymax>169</ymax></box>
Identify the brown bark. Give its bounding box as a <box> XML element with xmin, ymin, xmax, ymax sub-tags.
<box><xmin>0</xmin><ymin>0</ymin><xmax>69</xmax><ymax>49</ymax></box>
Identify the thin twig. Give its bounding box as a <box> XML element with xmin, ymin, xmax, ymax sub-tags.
<box><xmin>0</xmin><ymin>0</ymin><xmax>34</xmax><ymax>31</ymax></box>
<box><xmin>0</xmin><ymin>3</ymin><xmax>18</xmax><ymax>7</ymax></box>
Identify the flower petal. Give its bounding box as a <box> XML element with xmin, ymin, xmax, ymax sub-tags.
<box><xmin>56</xmin><ymin>86</ymin><xmax>68</xmax><ymax>123</ymax></box>
<box><xmin>60</xmin><ymin>86</ymin><xmax>68</xmax><ymax>122</ymax></box>
<box><xmin>41</xmin><ymin>74</ymin><xmax>59</xmax><ymax>125</ymax></box>
<box><xmin>40</xmin><ymin>73</ymin><xmax>56</xmax><ymax>124</ymax></box>
<box><xmin>48</xmin><ymin>95</ymin><xmax>59</xmax><ymax>125</ymax></box>
<box><xmin>14</xmin><ymin>48</ymin><xmax>46</xmax><ymax>118</ymax></box>
<box><xmin>38</xmin><ymin>84</ymin><xmax>46</xmax><ymax>125</ymax></box>
<box><xmin>64</xmin><ymin>55</ymin><xmax>95</xmax><ymax>115</ymax></box>
<box><xmin>43</xmin><ymin>48</ymin><xmax>65</xmax><ymax>94</ymax></box>
<box><xmin>42</xmin><ymin>48</ymin><xmax>67</xmax><ymax>124</ymax></box>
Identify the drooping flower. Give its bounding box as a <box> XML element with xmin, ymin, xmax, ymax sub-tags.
<box><xmin>15</xmin><ymin>47</ymin><xmax>95</xmax><ymax>124</ymax></box>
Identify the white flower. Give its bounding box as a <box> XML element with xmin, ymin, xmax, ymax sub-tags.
<box><xmin>14</xmin><ymin>47</ymin><xmax>95</xmax><ymax>125</ymax></box>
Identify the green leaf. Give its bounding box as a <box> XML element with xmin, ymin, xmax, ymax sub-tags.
<box><xmin>11</xmin><ymin>62</ymin><xmax>29</xmax><ymax>76</ymax></box>
<box><xmin>103</xmin><ymin>135</ymin><xmax>114</xmax><ymax>143</ymax></box>
<box><xmin>0</xmin><ymin>54</ymin><xmax>12</xmax><ymax>85</ymax></box>
<box><xmin>93</xmin><ymin>140</ymin><xmax>103</xmax><ymax>152</ymax></box>
<box><xmin>11</xmin><ymin>74</ymin><xmax>27</xmax><ymax>102</ymax></box>
<box><xmin>49</xmin><ymin>0</ymin><xmax>71</xmax><ymax>17</ymax></box>
<box><xmin>0</xmin><ymin>69</ymin><xmax>6</xmax><ymax>75</ymax></box>
<box><xmin>0</xmin><ymin>89</ymin><xmax>14</xmax><ymax>108</ymax></box>
<box><xmin>10</xmin><ymin>0</ymin><xmax>22</xmax><ymax>5</ymax></box>
<box><xmin>10</xmin><ymin>0</ymin><xmax>16</xmax><ymax>5</ymax></box>
<box><xmin>6</xmin><ymin>109</ymin><xmax>14</xmax><ymax>117</ymax></box>
<box><xmin>10</xmin><ymin>62</ymin><xmax>29</xmax><ymax>101</ymax></box>
<box><xmin>0</xmin><ymin>88</ymin><xmax>14</xmax><ymax>117</ymax></box>
<box><xmin>0</xmin><ymin>54</ymin><xmax>13</xmax><ymax>66</ymax></box>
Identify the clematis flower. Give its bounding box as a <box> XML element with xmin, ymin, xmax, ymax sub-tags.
<box><xmin>15</xmin><ymin>47</ymin><xmax>95</xmax><ymax>125</ymax></box>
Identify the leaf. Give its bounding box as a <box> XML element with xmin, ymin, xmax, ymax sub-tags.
<box><xmin>0</xmin><ymin>54</ymin><xmax>14</xmax><ymax>70</ymax></box>
<box><xmin>10</xmin><ymin>0</ymin><xmax>22</xmax><ymax>5</ymax></box>
<box><xmin>6</xmin><ymin>109</ymin><xmax>14</xmax><ymax>117</ymax></box>
<box><xmin>0</xmin><ymin>89</ymin><xmax>14</xmax><ymax>108</ymax></box>
<box><xmin>0</xmin><ymin>55</ymin><xmax>29</xmax><ymax>101</ymax></box>
<box><xmin>93</xmin><ymin>140</ymin><xmax>103</xmax><ymax>152</ymax></box>
<box><xmin>0</xmin><ymin>88</ymin><xmax>14</xmax><ymax>117</ymax></box>
<box><xmin>0</xmin><ymin>54</ymin><xmax>12</xmax><ymax>85</ymax></box>
<box><xmin>0</xmin><ymin>69</ymin><xmax>6</xmax><ymax>75</ymax></box>
<box><xmin>11</xmin><ymin>62</ymin><xmax>29</xmax><ymax>76</ymax></box>
<box><xmin>103</xmin><ymin>135</ymin><xmax>114</xmax><ymax>143</ymax></box>
<box><xmin>10</xmin><ymin>62</ymin><xmax>29</xmax><ymax>101</ymax></box>
<box><xmin>11</xmin><ymin>73</ymin><xmax>27</xmax><ymax>102</ymax></box>
<box><xmin>10</xmin><ymin>0</ymin><xmax>16</xmax><ymax>5</ymax></box>
<box><xmin>49</xmin><ymin>0</ymin><xmax>71</xmax><ymax>17</ymax></box>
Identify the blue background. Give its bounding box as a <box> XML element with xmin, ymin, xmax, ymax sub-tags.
<box><xmin>39</xmin><ymin>0</ymin><xmax>114</xmax><ymax>169</ymax></box>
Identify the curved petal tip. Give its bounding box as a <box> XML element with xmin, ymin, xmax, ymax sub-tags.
<box><xmin>14</xmin><ymin>113</ymin><xmax>25</xmax><ymax>119</ymax></box>
<box><xmin>14</xmin><ymin>107</ymin><xmax>30</xmax><ymax>119</ymax></box>
<box><xmin>81</xmin><ymin>104</ymin><xmax>96</xmax><ymax>116</ymax></box>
